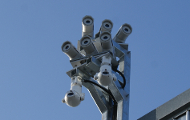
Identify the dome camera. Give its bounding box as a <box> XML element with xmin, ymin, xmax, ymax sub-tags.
<box><xmin>63</xmin><ymin>90</ymin><xmax>81</xmax><ymax>107</ymax></box>
<box><xmin>94</xmin><ymin>56</ymin><xmax>116</xmax><ymax>86</ymax></box>
<box><xmin>62</xmin><ymin>76</ymin><xmax>85</xmax><ymax>107</ymax></box>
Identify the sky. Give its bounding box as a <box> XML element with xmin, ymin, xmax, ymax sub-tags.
<box><xmin>0</xmin><ymin>0</ymin><xmax>190</xmax><ymax>120</ymax></box>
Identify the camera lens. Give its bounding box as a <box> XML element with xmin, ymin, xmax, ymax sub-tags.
<box><xmin>68</xmin><ymin>93</ymin><xmax>74</xmax><ymax>96</ymax></box>
<box><xmin>65</xmin><ymin>45</ymin><xmax>69</xmax><ymax>49</ymax></box>
<box><xmin>86</xmin><ymin>20</ymin><xmax>90</xmax><ymax>23</ymax></box>
<box><xmin>82</xmin><ymin>38</ymin><xmax>90</xmax><ymax>46</ymax></box>
<box><xmin>84</xmin><ymin>40</ymin><xmax>88</xmax><ymax>44</ymax></box>
<box><xmin>105</xmin><ymin>24</ymin><xmax>109</xmax><ymax>27</ymax></box>
<box><xmin>103</xmin><ymin>36</ymin><xmax>108</xmax><ymax>39</ymax></box>
<box><xmin>103</xmin><ymin>71</ymin><xmax>109</xmax><ymax>74</ymax></box>
<box><xmin>63</xmin><ymin>43</ymin><xmax>71</xmax><ymax>51</ymax></box>
<box><xmin>124</xmin><ymin>28</ymin><xmax>128</xmax><ymax>32</ymax></box>
<box><xmin>122</xmin><ymin>25</ymin><xmax>131</xmax><ymax>34</ymax></box>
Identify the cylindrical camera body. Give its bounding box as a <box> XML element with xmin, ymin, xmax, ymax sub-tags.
<box><xmin>114</xmin><ymin>23</ymin><xmax>132</xmax><ymax>43</ymax></box>
<box><xmin>100</xmin><ymin>32</ymin><xmax>112</xmax><ymax>50</ymax></box>
<box><xmin>61</xmin><ymin>41</ymin><xmax>82</xmax><ymax>60</ymax></box>
<box><xmin>82</xmin><ymin>16</ymin><xmax>94</xmax><ymax>37</ymax></box>
<box><xmin>80</xmin><ymin>36</ymin><xmax>97</xmax><ymax>55</ymax></box>
<box><xmin>100</xmin><ymin>19</ymin><xmax>113</xmax><ymax>33</ymax></box>
<box><xmin>71</xmin><ymin>77</ymin><xmax>82</xmax><ymax>94</ymax></box>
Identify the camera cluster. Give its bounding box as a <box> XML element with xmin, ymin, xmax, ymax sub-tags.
<box><xmin>61</xmin><ymin>15</ymin><xmax>132</xmax><ymax>107</ymax></box>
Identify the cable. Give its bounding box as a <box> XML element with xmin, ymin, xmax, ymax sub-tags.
<box><xmin>83</xmin><ymin>79</ymin><xmax>117</xmax><ymax>120</ymax></box>
<box><xmin>83</xmin><ymin>79</ymin><xmax>115</xmax><ymax>102</ymax></box>
<box><xmin>112</xmin><ymin>68</ymin><xmax>126</xmax><ymax>89</ymax></box>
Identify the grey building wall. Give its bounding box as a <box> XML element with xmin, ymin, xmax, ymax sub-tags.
<box><xmin>138</xmin><ymin>88</ymin><xmax>190</xmax><ymax>120</ymax></box>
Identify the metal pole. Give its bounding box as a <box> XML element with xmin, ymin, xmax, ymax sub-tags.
<box><xmin>187</xmin><ymin>110</ymin><xmax>189</xmax><ymax>120</ymax></box>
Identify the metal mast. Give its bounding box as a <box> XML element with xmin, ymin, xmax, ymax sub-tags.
<box><xmin>61</xmin><ymin>15</ymin><xmax>132</xmax><ymax>120</ymax></box>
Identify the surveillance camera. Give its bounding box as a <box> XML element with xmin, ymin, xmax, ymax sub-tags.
<box><xmin>100</xmin><ymin>19</ymin><xmax>113</xmax><ymax>33</ymax></box>
<box><xmin>113</xmin><ymin>23</ymin><xmax>132</xmax><ymax>43</ymax></box>
<box><xmin>61</xmin><ymin>41</ymin><xmax>83</xmax><ymax>60</ymax></box>
<box><xmin>62</xmin><ymin>76</ymin><xmax>85</xmax><ymax>107</ymax></box>
<box><xmin>63</xmin><ymin>90</ymin><xmax>81</xmax><ymax>107</ymax></box>
<box><xmin>80</xmin><ymin>36</ymin><xmax>98</xmax><ymax>55</ymax></box>
<box><xmin>95</xmin><ymin>71</ymin><xmax>112</xmax><ymax>86</ymax></box>
<box><xmin>94</xmin><ymin>56</ymin><xmax>117</xmax><ymax>86</ymax></box>
<box><xmin>100</xmin><ymin>32</ymin><xmax>112</xmax><ymax>50</ymax></box>
<box><xmin>82</xmin><ymin>15</ymin><xmax>94</xmax><ymax>37</ymax></box>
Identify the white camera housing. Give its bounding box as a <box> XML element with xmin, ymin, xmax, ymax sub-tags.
<box><xmin>100</xmin><ymin>32</ymin><xmax>113</xmax><ymax>50</ymax></box>
<box><xmin>113</xmin><ymin>23</ymin><xmax>132</xmax><ymax>43</ymax></box>
<box><xmin>94</xmin><ymin>55</ymin><xmax>116</xmax><ymax>86</ymax></box>
<box><xmin>82</xmin><ymin>16</ymin><xmax>94</xmax><ymax>37</ymax></box>
<box><xmin>80</xmin><ymin>36</ymin><xmax>98</xmax><ymax>55</ymax></box>
<box><xmin>100</xmin><ymin>19</ymin><xmax>113</xmax><ymax>33</ymax></box>
<box><xmin>62</xmin><ymin>76</ymin><xmax>85</xmax><ymax>107</ymax></box>
<box><xmin>62</xmin><ymin>41</ymin><xmax>83</xmax><ymax>60</ymax></box>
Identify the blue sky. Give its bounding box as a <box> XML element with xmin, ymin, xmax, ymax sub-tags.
<box><xmin>0</xmin><ymin>1</ymin><xmax>190</xmax><ymax>120</ymax></box>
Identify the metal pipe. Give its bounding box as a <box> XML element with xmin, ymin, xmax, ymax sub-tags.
<box><xmin>186</xmin><ymin>110</ymin><xmax>189</xmax><ymax>120</ymax></box>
